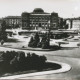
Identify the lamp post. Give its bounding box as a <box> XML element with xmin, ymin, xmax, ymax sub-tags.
<box><xmin>32</xmin><ymin>20</ymin><xmax>33</xmax><ymax>30</ymax></box>
<box><xmin>12</xmin><ymin>20</ymin><xmax>15</xmax><ymax>29</ymax></box>
<box><xmin>47</xmin><ymin>20</ymin><xmax>50</xmax><ymax>47</ymax></box>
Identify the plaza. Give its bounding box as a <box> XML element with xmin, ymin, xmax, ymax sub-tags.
<box><xmin>0</xmin><ymin>33</ymin><xmax>80</xmax><ymax>80</ymax></box>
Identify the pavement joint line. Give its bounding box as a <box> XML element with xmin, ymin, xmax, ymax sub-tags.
<box><xmin>0</xmin><ymin>60</ymin><xmax>71</xmax><ymax>79</ymax></box>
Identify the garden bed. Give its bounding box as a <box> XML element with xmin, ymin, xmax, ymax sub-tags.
<box><xmin>0</xmin><ymin>61</ymin><xmax>61</xmax><ymax>77</ymax></box>
<box><xmin>0</xmin><ymin>51</ymin><xmax>61</xmax><ymax>77</ymax></box>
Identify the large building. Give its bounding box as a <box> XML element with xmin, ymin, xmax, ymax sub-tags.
<box><xmin>21</xmin><ymin>8</ymin><xmax>59</xmax><ymax>30</ymax></box>
<box><xmin>4</xmin><ymin>16</ymin><xmax>22</xmax><ymax>29</ymax></box>
<box><xmin>3</xmin><ymin>8</ymin><xmax>62</xmax><ymax>30</ymax></box>
<box><xmin>65</xmin><ymin>17</ymin><xmax>80</xmax><ymax>30</ymax></box>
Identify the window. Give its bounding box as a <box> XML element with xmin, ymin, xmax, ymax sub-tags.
<box><xmin>53</xmin><ymin>23</ymin><xmax>56</xmax><ymax>27</ymax></box>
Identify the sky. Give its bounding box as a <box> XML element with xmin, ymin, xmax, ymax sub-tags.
<box><xmin>0</xmin><ymin>0</ymin><xmax>80</xmax><ymax>18</ymax></box>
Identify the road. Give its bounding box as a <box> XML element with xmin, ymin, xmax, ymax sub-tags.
<box><xmin>0</xmin><ymin>47</ymin><xmax>80</xmax><ymax>80</ymax></box>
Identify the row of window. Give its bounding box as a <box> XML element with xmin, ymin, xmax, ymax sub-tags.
<box><xmin>30</xmin><ymin>16</ymin><xmax>50</xmax><ymax>19</ymax></box>
<box><xmin>30</xmin><ymin>19</ymin><xmax>49</xmax><ymax>22</ymax></box>
<box><xmin>5</xmin><ymin>19</ymin><xmax>21</xmax><ymax>24</ymax></box>
<box><xmin>22</xmin><ymin>23</ymin><xmax>56</xmax><ymax>27</ymax></box>
<box><xmin>29</xmin><ymin>24</ymin><xmax>50</xmax><ymax>27</ymax></box>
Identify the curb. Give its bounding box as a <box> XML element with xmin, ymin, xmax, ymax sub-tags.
<box><xmin>0</xmin><ymin>60</ymin><xmax>71</xmax><ymax>79</ymax></box>
<box><xmin>0</xmin><ymin>46</ymin><xmax>60</xmax><ymax>51</ymax></box>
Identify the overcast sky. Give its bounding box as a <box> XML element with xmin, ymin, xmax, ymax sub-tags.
<box><xmin>0</xmin><ymin>0</ymin><xmax>80</xmax><ymax>18</ymax></box>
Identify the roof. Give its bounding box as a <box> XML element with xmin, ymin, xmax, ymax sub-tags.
<box><xmin>65</xmin><ymin>17</ymin><xmax>80</xmax><ymax>20</ymax></box>
<box><xmin>51</xmin><ymin>11</ymin><xmax>57</xmax><ymax>14</ymax></box>
<box><xmin>32</xmin><ymin>8</ymin><xmax>49</xmax><ymax>14</ymax></box>
<box><xmin>33</xmin><ymin>8</ymin><xmax>44</xmax><ymax>13</ymax></box>
<box><xmin>4</xmin><ymin>16</ymin><xmax>21</xmax><ymax>19</ymax></box>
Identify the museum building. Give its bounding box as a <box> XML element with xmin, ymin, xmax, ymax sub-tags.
<box><xmin>21</xmin><ymin>8</ymin><xmax>59</xmax><ymax>30</ymax></box>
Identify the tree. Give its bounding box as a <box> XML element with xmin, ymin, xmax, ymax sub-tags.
<box><xmin>28</xmin><ymin>33</ymin><xmax>40</xmax><ymax>47</ymax></box>
<box><xmin>1</xmin><ymin>20</ymin><xmax>6</xmax><ymax>31</ymax></box>
<box><xmin>34</xmin><ymin>33</ymin><xmax>40</xmax><ymax>43</ymax></box>
<box><xmin>41</xmin><ymin>33</ymin><xmax>50</xmax><ymax>49</ymax></box>
<box><xmin>0</xmin><ymin>20</ymin><xmax>7</xmax><ymax>41</ymax></box>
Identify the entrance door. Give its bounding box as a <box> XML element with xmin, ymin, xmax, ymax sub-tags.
<box><xmin>39</xmin><ymin>23</ymin><xmax>41</xmax><ymax>27</ymax></box>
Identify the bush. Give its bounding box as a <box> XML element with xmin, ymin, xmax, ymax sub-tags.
<box><xmin>28</xmin><ymin>33</ymin><xmax>40</xmax><ymax>48</ymax></box>
<box><xmin>1</xmin><ymin>51</ymin><xmax>47</xmax><ymax>71</ymax></box>
<box><xmin>41</xmin><ymin>34</ymin><xmax>50</xmax><ymax>49</ymax></box>
<box><xmin>29</xmin><ymin>36</ymin><xmax>34</xmax><ymax>43</ymax></box>
<box><xmin>25</xmin><ymin>53</ymin><xmax>47</xmax><ymax>70</ymax></box>
<box><xmin>28</xmin><ymin>33</ymin><xmax>50</xmax><ymax>49</ymax></box>
<box><xmin>1</xmin><ymin>51</ymin><xmax>17</xmax><ymax>62</ymax></box>
<box><xmin>37</xmin><ymin>42</ymin><xmax>42</xmax><ymax>47</ymax></box>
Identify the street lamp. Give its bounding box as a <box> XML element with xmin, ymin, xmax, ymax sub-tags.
<box><xmin>32</xmin><ymin>20</ymin><xmax>33</xmax><ymax>29</ymax></box>
<box><xmin>47</xmin><ymin>20</ymin><xmax>50</xmax><ymax>47</ymax></box>
<box><xmin>12</xmin><ymin>20</ymin><xmax>15</xmax><ymax>29</ymax></box>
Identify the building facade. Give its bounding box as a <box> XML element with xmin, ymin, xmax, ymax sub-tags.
<box><xmin>65</xmin><ymin>17</ymin><xmax>80</xmax><ymax>30</ymax></box>
<box><xmin>21</xmin><ymin>8</ymin><xmax>59</xmax><ymax>30</ymax></box>
<box><xmin>4</xmin><ymin>16</ymin><xmax>21</xmax><ymax>29</ymax></box>
<box><xmin>3</xmin><ymin>8</ymin><xmax>62</xmax><ymax>30</ymax></box>
<box><xmin>72</xmin><ymin>19</ymin><xmax>80</xmax><ymax>30</ymax></box>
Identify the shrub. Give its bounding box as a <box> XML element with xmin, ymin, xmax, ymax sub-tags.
<box><xmin>1</xmin><ymin>51</ymin><xmax>47</xmax><ymax>71</ymax></box>
<box><xmin>41</xmin><ymin>34</ymin><xmax>50</xmax><ymax>49</ymax></box>
<box><xmin>37</xmin><ymin>42</ymin><xmax>42</xmax><ymax>48</ymax></box>
<box><xmin>25</xmin><ymin>53</ymin><xmax>47</xmax><ymax>70</ymax></box>
<box><xmin>28</xmin><ymin>33</ymin><xmax>40</xmax><ymax>48</ymax></box>
<box><xmin>1</xmin><ymin>40</ymin><xmax>4</xmax><ymax>45</ymax></box>
<box><xmin>34</xmin><ymin>33</ymin><xmax>40</xmax><ymax>44</ymax></box>
<box><xmin>1</xmin><ymin>51</ymin><xmax>17</xmax><ymax>62</ymax></box>
<box><xmin>28</xmin><ymin>33</ymin><xmax>50</xmax><ymax>49</ymax></box>
<box><xmin>29</xmin><ymin>36</ymin><xmax>34</xmax><ymax>43</ymax></box>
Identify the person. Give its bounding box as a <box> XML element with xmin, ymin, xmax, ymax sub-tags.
<box><xmin>58</xmin><ymin>42</ymin><xmax>61</xmax><ymax>47</ymax></box>
<box><xmin>1</xmin><ymin>39</ymin><xmax>4</xmax><ymax>45</ymax></box>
